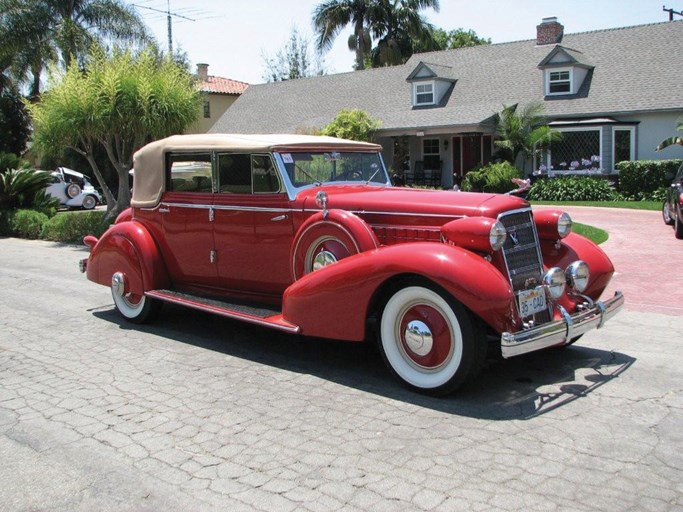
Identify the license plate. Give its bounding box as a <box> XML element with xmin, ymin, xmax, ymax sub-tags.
<box><xmin>518</xmin><ymin>287</ymin><xmax>547</xmax><ymax>317</ymax></box>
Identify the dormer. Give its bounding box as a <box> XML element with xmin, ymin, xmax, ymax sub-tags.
<box><xmin>406</xmin><ymin>62</ymin><xmax>456</xmax><ymax>107</ymax></box>
<box><xmin>538</xmin><ymin>45</ymin><xmax>594</xmax><ymax>96</ymax></box>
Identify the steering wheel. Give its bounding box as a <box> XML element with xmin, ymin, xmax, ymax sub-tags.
<box><xmin>335</xmin><ymin>169</ymin><xmax>363</xmax><ymax>181</ymax></box>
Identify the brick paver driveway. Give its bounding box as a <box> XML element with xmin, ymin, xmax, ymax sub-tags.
<box><xmin>1</xmin><ymin>207</ymin><xmax>682</xmax><ymax>511</ymax></box>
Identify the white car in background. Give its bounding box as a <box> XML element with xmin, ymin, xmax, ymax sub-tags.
<box><xmin>46</xmin><ymin>167</ymin><xmax>102</xmax><ymax>210</ymax></box>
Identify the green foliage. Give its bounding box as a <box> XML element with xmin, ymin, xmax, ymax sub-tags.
<box><xmin>494</xmin><ymin>102</ymin><xmax>562</xmax><ymax>168</ymax></box>
<box><xmin>0</xmin><ymin>0</ymin><xmax>152</xmax><ymax>98</ymax></box>
<box><xmin>11</xmin><ymin>209</ymin><xmax>49</xmax><ymax>239</ymax></box>
<box><xmin>0</xmin><ymin>209</ymin><xmax>14</xmax><ymax>235</ymax></box>
<box><xmin>527</xmin><ymin>177</ymin><xmax>621</xmax><ymax>202</ymax></box>
<box><xmin>461</xmin><ymin>162</ymin><xmax>523</xmax><ymax>193</ymax></box>
<box><xmin>0</xmin><ymin>87</ymin><xmax>31</xmax><ymax>155</ymax></box>
<box><xmin>430</xmin><ymin>28</ymin><xmax>491</xmax><ymax>49</ymax></box>
<box><xmin>41</xmin><ymin>210</ymin><xmax>107</xmax><ymax>243</ymax></box>
<box><xmin>0</xmin><ymin>168</ymin><xmax>54</xmax><ymax>209</ymax></box>
<box><xmin>616</xmin><ymin>160</ymin><xmax>682</xmax><ymax>200</ymax></box>
<box><xmin>321</xmin><ymin>109</ymin><xmax>382</xmax><ymax>142</ymax></box>
<box><xmin>262</xmin><ymin>26</ymin><xmax>324</xmax><ymax>82</ymax></box>
<box><xmin>0</xmin><ymin>152</ymin><xmax>29</xmax><ymax>173</ymax></box>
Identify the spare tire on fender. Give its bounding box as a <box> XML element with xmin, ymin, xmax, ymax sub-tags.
<box><xmin>291</xmin><ymin>209</ymin><xmax>379</xmax><ymax>281</ymax></box>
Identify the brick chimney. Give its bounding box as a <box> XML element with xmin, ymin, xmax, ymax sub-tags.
<box><xmin>196</xmin><ymin>63</ymin><xmax>209</xmax><ymax>81</ymax></box>
<box><xmin>536</xmin><ymin>17</ymin><xmax>564</xmax><ymax>45</ymax></box>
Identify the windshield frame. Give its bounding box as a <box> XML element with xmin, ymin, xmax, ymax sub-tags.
<box><xmin>273</xmin><ymin>150</ymin><xmax>391</xmax><ymax>199</ymax></box>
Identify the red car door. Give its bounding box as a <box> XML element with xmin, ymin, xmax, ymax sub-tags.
<box><xmin>213</xmin><ymin>153</ymin><xmax>295</xmax><ymax>297</ymax></box>
<box><xmin>159</xmin><ymin>153</ymin><xmax>217</xmax><ymax>287</ymax></box>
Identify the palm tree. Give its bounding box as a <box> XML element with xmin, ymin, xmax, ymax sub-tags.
<box><xmin>370</xmin><ymin>0</ymin><xmax>440</xmax><ymax>67</ymax></box>
<box><xmin>313</xmin><ymin>0</ymin><xmax>438</xmax><ymax>70</ymax></box>
<box><xmin>494</xmin><ymin>102</ymin><xmax>562</xmax><ymax>169</ymax></box>
<box><xmin>313</xmin><ymin>0</ymin><xmax>376</xmax><ymax>70</ymax></box>
<box><xmin>0</xmin><ymin>0</ymin><xmax>152</xmax><ymax>99</ymax></box>
<box><xmin>656</xmin><ymin>117</ymin><xmax>683</xmax><ymax>151</ymax></box>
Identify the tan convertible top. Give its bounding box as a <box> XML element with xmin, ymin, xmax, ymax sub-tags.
<box><xmin>131</xmin><ymin>133</ymin><xmax>382</xmax><ymax>208</ymax></box>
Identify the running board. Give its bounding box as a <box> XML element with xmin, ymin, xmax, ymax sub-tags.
<box><xmin>145</xmin><ymin>289</ymin><xmax>300</xmax><ymax>334</ymax></box>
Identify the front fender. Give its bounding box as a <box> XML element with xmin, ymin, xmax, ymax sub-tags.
<box><xmin>541</xmin><ymin>232</ymin><xmax>615</xmax><ymax>299</ymax></box>
<box><xmin>86</xmin><ymin>221</ymin><xmax>169</xmax><ymax>295</ymax></box>
<box><xmin>282</xmin><ymin>242</ymin><xmax>514</xmax><ymax>341</ymax></box>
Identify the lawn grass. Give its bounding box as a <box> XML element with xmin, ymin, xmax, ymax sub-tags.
<box><xmin>529</xmin><ymin>200</ymin><xmax>660</xmax><ymax>211</ymax></box>
<box><xmin>573</xmin><ymin>222</ymin><xmax>609</xmax><ymax>245</ymax></box>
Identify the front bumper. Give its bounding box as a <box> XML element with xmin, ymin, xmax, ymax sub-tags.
<box><xmin>501</xmin><ymin>291</ymin><xmax>624</xmax><ymax>358</ymax></box>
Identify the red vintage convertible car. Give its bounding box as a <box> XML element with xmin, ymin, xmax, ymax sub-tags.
<box><xmin>80</xmin><ymin>134</ymin><xmax>623</xmax><ymax>395</ymax></box>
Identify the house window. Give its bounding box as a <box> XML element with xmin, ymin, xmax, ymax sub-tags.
<box><xmin>549</xmin><ymin>129</ymin><xmax>602</xmax><ymax>172</ymax></box>
<box><xmin>613</xmin><ymin>127</ymin><xmax>635</xmax><ymax>165</ymax></box>
<box><xmin>547</xmin><ymin>69</ymin><xmax>572</xmax><ymax>95</ymax></box>
<box><xmin>413</xmin><ymin>82</ymin><xmax>435</xmax><ymax>105</ymax></box>
<box><xmin>203</xmin><ymin>100</ymin><xmax>211</xmax><ymax>118</ymax></box>
<box><xmin>423</xmin><ymin>138</ymin><xmax>440</xmax><ymax>169</ymax></box>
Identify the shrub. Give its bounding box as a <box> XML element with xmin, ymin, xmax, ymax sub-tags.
<box><xmin>0</xmin><ymin>209</ymin><xmax>15</xmax><ymax>236</ymax></box>
<box><xmin>41</xmin><ymin>210</ymin><xmax>107</xmax><ymax>243</ymax></box>
<box><xmin>0</xmin><ymin>152</ymin><xmax>28</xmax><ymax>173</ymax></box>
<box><xmin>461</xmin><ymin>162</ymin><xmax>523</xmax><ymax>193</ymax></box>
<box><xmin>320</xmin><ymin>109</ymin><xmax>382</xmax><ymax>142</ymax></box>
<box><xmin>11</xmin><ymin>209</ymin><xmax>49</xmax><ymax>239</ymax></box>
<box><xmin>0</xmin><ymin>168</ymin><xmax>54</xmax><ymax>209</ymax></box>
<box><xmin>527</xmin><ymin>176</ymin><xmax>621</xmax><ymax>201</ymax></box>
<box><xmin>617</xmin><ymin>160</ymin><xmax>681</xmax><ymax>200</ymax></box>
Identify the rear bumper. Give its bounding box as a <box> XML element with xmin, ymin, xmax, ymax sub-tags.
<box><xmin>501</xmin><ymin>291</ymin><xmax>624</xmax><ymax>358</ymax></box>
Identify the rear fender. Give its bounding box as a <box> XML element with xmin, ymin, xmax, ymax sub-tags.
<box><xmin>86</xmin><ymin>221</ymin><xmax>169</xmax><ymax>295</ymax></box>
<box><xmin>283</xmin><ymin>242</ymin><xmax>514</xmax><ymax>341</ymax></box>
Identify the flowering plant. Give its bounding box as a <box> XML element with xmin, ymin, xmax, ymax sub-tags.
<box><xmin>534</xmin><ymin>155</ymin><xmax>602</xmax><ymax>176</ymax></box>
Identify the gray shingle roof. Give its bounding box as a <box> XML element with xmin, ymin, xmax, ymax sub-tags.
<box><xmin>211</xmin><ymin>20</ymin><xmax>683</xmax><ymax>135</ymax></box>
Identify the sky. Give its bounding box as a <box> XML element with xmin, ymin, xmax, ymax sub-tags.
<box><xmin>132</xmin><ymin>0</ymin><xmax>681</xmax><ymax>84</ymax></box>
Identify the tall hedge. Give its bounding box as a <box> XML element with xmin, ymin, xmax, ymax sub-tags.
<box><xmin>617</xmin><ymin>160</ymin><xmax>681</xmax><ymax>200</ymax></box>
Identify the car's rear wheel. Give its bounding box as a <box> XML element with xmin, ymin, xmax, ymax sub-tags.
<box><xmin>378</xmin><ymin>282</ymin><xmax>485</xmax><ymax>396</ymax></box>
<box><xmin>111</xmin><ymin>272</ymin><xmax>161</xmax><ymax>323</ymax></box>
<box><xmin>662</xmin><ymin>201</ymin><xmax>675</xmax><ymax>225</ymax></box>
<box><xmin>81</xmin><ymin>195</ymin><xmax>97</xmax><ymax>210</ymax></box>
<box><xmin>675</xmin><ymin>206</ymin><xmax>683</xmax><ymax>239</ymax></box>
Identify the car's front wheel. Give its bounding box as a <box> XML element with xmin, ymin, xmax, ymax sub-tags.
<box><xmin>378</xmin><ymin>282</ymin><xmax>486</xmax><ymax>395</ymax></box>
<box><xmin>111</xmin><ymin>272</ymin><xmax>161</xmax><ymax>323</ymax></box>
<box><xmin>662</xmin><ymin>201</ymin><xmax>675</xmax><ymax>225</ymax></box>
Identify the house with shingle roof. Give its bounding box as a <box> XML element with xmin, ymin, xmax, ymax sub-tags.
<box><xmin>186</xmin><ymin>63</ymin><xmax>249</xmax><ymax>134</ymax></box>
<box><xmin>211</xmin><ymin>18</ymin><xmax>683</xmax><ymax>188</ymax></box>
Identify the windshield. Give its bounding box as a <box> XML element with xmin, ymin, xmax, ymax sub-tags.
<box><xmin>277</xmin><ymin>151</ymin><xmax>389</xmax><ymax>188</ymax></box>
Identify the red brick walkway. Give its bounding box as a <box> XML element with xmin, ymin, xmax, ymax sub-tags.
<box><xmin>534</xmin><ymin>205</ymin><xmax>683</xmax><ymax>316</ymax></box>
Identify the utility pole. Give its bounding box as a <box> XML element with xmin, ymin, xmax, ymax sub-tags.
<box><xmin>662</xmin><ymin>5</ymin><xmax>683</xmax><ymax>20</ymax></box>
<box><xmin>133</xmin><ymin>1</ymin><xmax>195</xmax><ymax>54</ymax></box>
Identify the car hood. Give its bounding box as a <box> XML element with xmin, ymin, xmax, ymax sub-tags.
<box><xmin>297</xmin><ymin>185</ymin><xmax>529</xmax><ymax>220</ymax></box>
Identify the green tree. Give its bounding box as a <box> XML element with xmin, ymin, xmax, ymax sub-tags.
<box><xmin>313</xmin><ymin>0</ymin><xmax>376</xmax><ymax>71</ymax></box>
<box><xmin>262</xmin><ymin>26</ymin><xmax>325</xmax><ymax>82</ymax></box>
<box><xmin>430</xmin><ymin>27</ymin><xmax>491</xmax><ymax>50</ymax></box>
<box><xmin>321</xmin><ymin>109</ymin><xmax>382</xmax><ymax>142</ymax></box>
<box><xmin>27</xmin><ymin>50</ymin><xmax>201</xmax><ymax>220</ymax></box>
<box><xmin>0</xmin><ymin>85</ymin><xmax>30</xmax><ymax>155</ymax></box>
<box><xmin>494</xmin><ymin>102</ymin><xmax>562</xmax><ymax>170</ymax></box>
<box><xmin>656</xmin><ymin>117</ymin><xmax>683</xmax><ymax>151</ymax></box>
<box><xmin>0</xmin><ymin>0</ymin><xmax>152</xmax><ymax>99</ymax></box>
<box><xmin>370</xmin><ymin>0</ymin><xmax>440</xmax><ymax>67</ymax></box>
<box><xmin>313</xmin><ymin>0</ymin><xmax>439</xmax><ymax>70</ymax></box>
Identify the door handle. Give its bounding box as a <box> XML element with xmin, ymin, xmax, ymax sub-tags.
<box><xmin>271</xmin><ymin>214</ymin><xmax>288</xmax><ymax>221</ymax></box>
<box><xmin>159</xmin><ymin>207</ymin><xmax>170</xmax><ymax>213</ymax></box>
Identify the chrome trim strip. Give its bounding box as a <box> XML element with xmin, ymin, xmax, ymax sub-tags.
<box><xmin>144</xmin><ymin>290</ymin><xmax>301</xmax><ymax>334</ymax></box>
<box><xmin>501</xmin><ymin>291</ymin><xmax>624</xmax><ymax>358</ymax></box>
<box><xmin>302</xmin><ymin>208</ymin><xmax>466</xmax><ymax>219</ymax></box>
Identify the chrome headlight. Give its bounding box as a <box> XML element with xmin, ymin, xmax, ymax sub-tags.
<box><xmin>543</xmin><ymin>267</ymin><xmax>566</xmax><ymax>300</ymax></box>
<box><xmin>489</xmin><ymin>221</ymin><xmax>507</xmax><ymax>251</ymax></box>
<box><xmin>566</xmin><ymin>260</ymin><xmax>590</xmax><ymax>292</ymax></box>
<box><xmin>557</xmin><ymin>212</ymin><xmax>572</xmax><ymax>238</ymax></box>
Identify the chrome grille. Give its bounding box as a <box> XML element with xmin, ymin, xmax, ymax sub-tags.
<box><xmin>498</xmin><ymin>209</ymin><xmax>551</xmax><ymax>323</ymax></box>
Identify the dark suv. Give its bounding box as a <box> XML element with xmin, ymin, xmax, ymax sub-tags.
<box><xmin>662</xmin><ymin>162</ymin><xmax>683</xmax><ymax>239</ymax></box>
